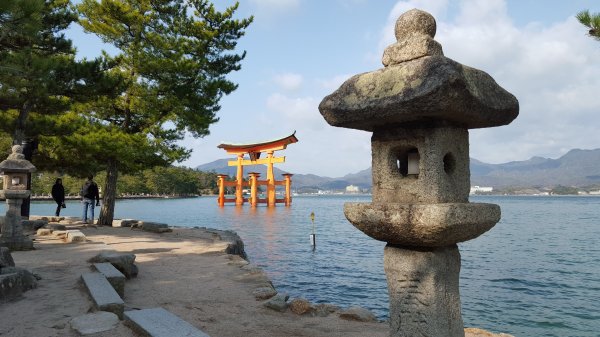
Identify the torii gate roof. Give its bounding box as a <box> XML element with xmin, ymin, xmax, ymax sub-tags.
<box><xmin>217</xmin><ymin>131</ymin><xmax>298</xmax><ymax>155</ymax></box>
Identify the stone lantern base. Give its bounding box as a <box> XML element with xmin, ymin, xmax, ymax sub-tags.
<box><xmin>384</xmin><ymin>244</ymin><xmax>464</xmax><ymax>337</ymax></box>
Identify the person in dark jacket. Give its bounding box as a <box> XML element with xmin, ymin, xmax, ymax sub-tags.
<box><xmin>81</xmin><ymin>174</ymin><xmax>100</xmax><ymax>224</ymax></box>
<box><xmin>51</xmin><ymin>178</ymin><xmax>65</xmax><ymax>216</ymax></box>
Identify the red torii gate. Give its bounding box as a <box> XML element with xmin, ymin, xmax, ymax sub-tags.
<box><xmin>216</xmin><ymin>131</ymin><xmax>298</xmax><ymax>207</ymax></box>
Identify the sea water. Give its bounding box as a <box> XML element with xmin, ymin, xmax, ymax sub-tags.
<box><xmin>7</xmin><ymin>195</ymin><xmax>600</xmax><ymax>337</ymax></box>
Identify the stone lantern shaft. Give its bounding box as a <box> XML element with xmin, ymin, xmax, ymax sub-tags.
<box><xmin>319</xmin><ymin>9</ymin><xmax>518</xmax><ymax>337</ymax></box>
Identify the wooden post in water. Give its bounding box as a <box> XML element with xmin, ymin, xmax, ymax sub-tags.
<box><xmin>248</xmin><ymin>172</ymin><xmax>260</xmax><ymax>207</ymax></box>
<box><xmin>217</xmin><ymin>174</ymin><xmax>228</xmax><ymax>207</ymax></box>
<box><xmin>283</xmin><ymin>173</ymin><xmax>293</xmax><ymax>206</ymax></box>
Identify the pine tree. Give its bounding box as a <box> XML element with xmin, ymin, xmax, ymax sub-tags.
<box><xmin>576</xmin><ymin>10</ymin><xmax>600</xmax><ymax>41</ymax></box>
<box><xmin>76</xmin><ymin>0</ymin><xmax>252</xmax><ymax>225</ymax></box>
<box><xmin>0</xmin><ymin>0</ymin><xmax>116</xmax><ymax>155</ymax></box>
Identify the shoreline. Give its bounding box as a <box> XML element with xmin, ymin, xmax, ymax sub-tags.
<box><xmin>1</xmin><ymin>218</ymin><xmax>390</xmax><ymax>337</ymax></box>
<box><xmin>1</xmin><ymin>216</ymin><xmax>512</xmax><ymax>337</ymax></box>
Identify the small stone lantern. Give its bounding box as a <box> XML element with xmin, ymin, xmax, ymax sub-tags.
<box><xmin>319</xmin><ymin>9</ymin><xmax>518</xmax><ymax>337</ymax></box>
<box><xmin>0</xmin><ymin>145</ymin><xmax>36</xmax><ymax>250</ymax></box>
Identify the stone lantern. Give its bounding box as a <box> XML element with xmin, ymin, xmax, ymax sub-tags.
<box><xmin>319</xmin><ymin>9</ymin><xmax>518</xmax><ymax>337</ymax></box>
<box><xmin>0</xmin><ymin>145</ymin><xmax>36</xmax><ymax>250</ymax></box>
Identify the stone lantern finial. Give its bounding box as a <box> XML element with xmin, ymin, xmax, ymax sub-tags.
<box><xmin>383</xmin><ymin>9</ymin><xmax>443</xmax><ymax>66</ymax></box>
<box><xmin>8</xmin><ymin>145</ymin><xmax>25</xmax><ymax>160</ymax></box>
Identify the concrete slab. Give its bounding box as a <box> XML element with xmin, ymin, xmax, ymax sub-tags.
<box><xmin>93</xmin><ymin>262</ymin><xmax>126</xmax><ymax>297</ymax></box>
<box><xmin>124</xmin><ymin>307</ymin><xmax>210</xmax><ymax>337</ymax></box>
<box><xmin>81</xmin><ymin>272</ymin><xmax>124</xmax><ymax>319</ymax></box>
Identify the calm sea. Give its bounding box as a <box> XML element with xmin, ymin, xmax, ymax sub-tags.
<box><xmin>5</xmin><ymin>195</ymin><xmax>600</xmax><ymax>337</ymax></box>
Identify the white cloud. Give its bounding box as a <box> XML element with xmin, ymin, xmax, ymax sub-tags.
<box><xmin>273</xmin><ymin>73</ymin><xmax>303</xmax><ymax>91</ymax></box>
<box><xmin>262</xmin><ymin>92</ymin><xmax>372</xmax><ymax>175</ymax></box>
<box><xmin>317</xmin><ymin>74</ymin><xmax>353</xmax><ymax>92</ymax></box>
<box><xmin>266</xmin><ymin>93</ymin><xmax>322</xmax><ymax>129</ymax></box>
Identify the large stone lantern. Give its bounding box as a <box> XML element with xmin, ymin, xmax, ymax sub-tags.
<box><xmin>319</xmin><ymin>9</ymin><xmax>518</xmax><ymax>337</ymax></box>
<box><xmin>0</xmin><ymin>145</ymin><xmax>36</xmax><ymax>250</ymax></box>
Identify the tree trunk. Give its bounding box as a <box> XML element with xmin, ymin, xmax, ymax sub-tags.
<box><xmin>13</xmin><ymin>101</ymin><xmax>32</xmax><ymax>145</ymax></box>
<box><xmin>98</xmin><ymin>158</ymin><xmax>118</xmax><ymax>226</ymax></box>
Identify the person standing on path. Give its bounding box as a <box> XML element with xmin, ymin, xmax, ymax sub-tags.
<box><xmin>81</xmin><ymin>175</ymin><xmax>100</xmax><ymax>224</ymax></box>
<box><xmin>51</xmin><ymin>178</ymin><xmax>65</xmax><ymax>216</ymax></box>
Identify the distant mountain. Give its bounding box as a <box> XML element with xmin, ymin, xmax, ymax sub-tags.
<box><xmin>196</xmin><ymin>148</ymin><xmax>600</xmax><ymax>189</ymax></box>
<box><xmin>471</xmin><ymin>148</ymin><xmax>600</xmax><ymax>187</ymax></box>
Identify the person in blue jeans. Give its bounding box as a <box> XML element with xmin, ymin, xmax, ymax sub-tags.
<box><xmin>81</xmin><ymin>174</ymin><xmax>100</xmax><ymax>224</ymax></box>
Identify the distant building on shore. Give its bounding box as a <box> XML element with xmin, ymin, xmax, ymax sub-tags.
<box><xmin>345</xmin><ymin>185</ymin><xmax>360</xmax><ymax>193</ymax></box>
<box><xmin>470</xmin><ymin>186</ymin><xmax>493</xmax><ymax>194</ymax></box>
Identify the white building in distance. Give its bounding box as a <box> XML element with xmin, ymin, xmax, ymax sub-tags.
<box><xmin>345</xmin><ymin>185</ymin><xmax>360</xmax><ymax>193</ymax></box>
<box><xmin>470</xmin><ymin>186</ymin><xmax>493</xmax><ymax>194</ymax></box>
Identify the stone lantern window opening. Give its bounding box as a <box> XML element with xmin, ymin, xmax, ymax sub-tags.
<box><xmin>4</xmin><ymin>173</ymin><xmax>27</xmax><ymax>190</ymax></box>
<box><xmin>443</xmin><ymin>152</ymin><xmax>456</xmax><ymax>175</ymax></box>
<box><xmin>395</xmin><ymin>147</ymin><xmax>420</xmax><ymax>178</ymax></box>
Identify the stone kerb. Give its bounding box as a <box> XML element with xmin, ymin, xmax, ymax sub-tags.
<box><xmin>93</xmin><ymin>262</ymin><xmax>126</xmax><ymax>297</ymax></box>
<box><xmin>81</xmin><ymin>272</ymin><xmax>125</xmax><ymax>319</ymax></box>
<box><xmin>124</xmin><ymin>307</ymin><xmax>210</xmax><ymax>337</ymax></box>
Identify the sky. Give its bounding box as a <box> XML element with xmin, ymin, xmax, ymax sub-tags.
<box><xmin>66</xmin><ymin>0</ymin><xmax>600</xmax><ymax>177</ymax></box>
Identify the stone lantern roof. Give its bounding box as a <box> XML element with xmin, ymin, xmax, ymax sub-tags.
<box><xmin>0</xmin><ymin>145</ymin><xmax>36</xmax><ymax>174</ymax></box>
<box><xmin>319</xmin><ymin>9</ymin><xmax>519</xmax><ymax>132</ymax></box>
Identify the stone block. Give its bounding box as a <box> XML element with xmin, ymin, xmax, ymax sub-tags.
<box><xmin>289</xmin><ymin>298</ymin><xmax>314</xmax><ymax>315</ymax></box>
<box><xmin>93</xmin><ymin>263</ymin><xmax>126</xmax><ymax>297</ymax></box>
<box><xmin>263</xmin><ymin>293</ymin><xmax>289</xmax><ymax>312</ymax></box>
<box><xmin>0</xmin><ymin>272</ymin><xmax>22</xmax><ymax>301</ymax></box>
<box><xmin>88</xmin><ymin>252</ymin><xmax>138</xmax><ymax>279</ymax></box>
<box><xmin>46</xmin><ymin>223</ymin><xmax>66</xmax><ymax>231</ymax></box>
<box><xmin>112</xmin><ymin>219</ymin><xmax>138</xmax><ymax>228</ymax></box>
<box><xmin>36</xmin><ymin>228</ymin><xmax>53</xmax><ymax>236</ymax></box>
<box><xmin>81</xmin><ymin>272</ymin><xmax>124</xmax><ymax>319</ymax></box>
<box><xmin>339</xmin><ymin>306</ymin><xmax>377</xmax><ymax>322</ymax></box>
<box><xmin>313</xmin><ymin>303</ymin><xmax>340</xmax><ymax>317</ymax></box>
<box><xmin>370</xmin><ymin>127</ymin><xmax>470</xmax><ymax>204</ymax></box>
<box><xmin>252</xmin><ymin>286</ymin><xmax>277</xmax><ymax>300</ymax></box>
<box><xmin>52</xmin><ymin>230</ymin><xmax>68</xmax><ymax>238</ymax></box>
<box><xmin>124</xmin><ymin>307</ymin><xmax>210</xmax><ymax>337</ymax></box>
<box><xmin>66</xmin><ymin>230</ymin><xmax>86</xmax><ymax>243</ymax></box>
<box><xmin>21</xmin><ymin>219</ymin><xmax>47</xmax><ymax>232</ymax></box>
<box><xmin>0</xmin><ymin>266</ymin><xmax>37</xmax><ymax>301</ymax></box>
<box><xmin>139</xmin><ymin>221</ymin><xmax>172</xmax><ymax>233</ymax></box>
